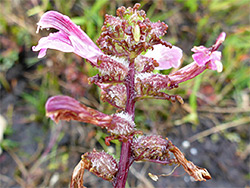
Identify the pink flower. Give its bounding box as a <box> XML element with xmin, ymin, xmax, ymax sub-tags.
<box><xmin>32</xmin><ymin>11</ymin><xmax>103</xmax><ymax>65</ymax></box>
<box><xmin>144</xmin><ymin>44</ymin><xmax>183</xmax><ymax>70</ymax></box>
<box><xmin>45</xmin><ymin>95</ymin><xmax>112</xmax><ymax>125</ymax></box>
<box><xmin>191</xmin><ymin>32</ymin><xmax>226</xmax><ymax>72</ymax></box>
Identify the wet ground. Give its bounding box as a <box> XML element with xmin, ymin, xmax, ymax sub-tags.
<box><xmin>0</xmin><ymin>60</ymin><xmax>249</xmax><ymax>187</ymax></box>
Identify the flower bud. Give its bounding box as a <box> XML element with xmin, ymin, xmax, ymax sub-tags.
<box><xmin>134</xmin><ymin>55</ymin><xmax>159</xmax><ymax>73</ymax></box>
<box><xmin>132</xmin><ymin>24</ymin><xmax>140</xmax><ymax>42</ymax></box>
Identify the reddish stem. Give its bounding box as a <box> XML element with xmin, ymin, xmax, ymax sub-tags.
<box><xmin>114</xmin><ymin>59</ymin><xmax>136</xmax><ymax>188</ymax></box>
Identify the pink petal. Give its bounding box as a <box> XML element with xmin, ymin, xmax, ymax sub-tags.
<box><xmin>37</xmin><ymin>49</ymin><xmax>47</xmax><ymax>58</ymax></box>
<box><xmin>168</xmin><ymin>62</ymin><xmax>207</xmax><ymax>85</ymax></box>
<box><xmin>32</xmin><ymin>32</ymin><xmax>74</xmax><ymax>57</ymax></box>
<box><xmin>46</xmin><ymin>95</ymin><xmax>85</xmax><ymax>114</ymax></box>
<box><xmin>69</xmin><ymin>35</ymin><xmax>102</xmax><ymax>64</ymax></box>
<box><xmin>191</xmin><ymin>46</ymin><xmax>211</xmax><ymax>66</ymax></box>
<box><xmin>208</xmin><ymin>51</ymin><xmax>222</xmax><ymax>71</ymax></box>
<box><xmin>46</xmin><ymin>95</ymin><xmax>112</xmax><ymax>125</ymax></box>
<box><xmin>191</xmin><ymin>32</ymin><xmax>226</xmax><ymax>68</ymax></box>
<box><xmin>213</xmin><ymin>32</ymin><xmax>226</xmax><ymax>51</ymax></box>
<box><xmin>36</xmin><ymin>11</ymin><xmax>98</xmax><ymax>49</ymax></box>
<box><xmin>210</xmin><ymin>51</ymin><xmax>221</xmax><ymax>62</ymax></box>
<box><xmin>191</xmin><ymin>46</ymin><xmax>207</xmax><ymax>53</ymax></box>
<box><xmin>145</xmin><ymin>44</ymin><xmax>183</xmax><ymax>70</ymax></box>
<box><xmin>192</xmin><ymin>52</ymin><xmax>211</xmax><ymax>67</ymax></box>
<box><xmin>33</xmin><ymin>11</ymin><xmax>103</xmax><ymax>64</ymax></box>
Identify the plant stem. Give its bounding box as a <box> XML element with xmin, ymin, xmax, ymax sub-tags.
<box><xmin>114</xmin><ymin>59</ymin><xmax>136</xmax><ymax>188</ymax></box>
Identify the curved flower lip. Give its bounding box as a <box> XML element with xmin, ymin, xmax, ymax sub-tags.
<box><xmin>46</xmin><ymin>95</ymin><xmax>112</xmax><ymax>125</ymax></box>
<box><xmin>191</xmin><ymin>32</ymin><xmax>226</xmax><ymax>73</ymax></box>
<box><xmin>46</xmin><ymin>95</ymin><xmax>84</xmax><ymax>114</ymax></box>
<box><xmin>32</xmin><ymin>11</ymin><xmax>103</xmax><ymax>65</ymax></box>
<box><xmin>144</xmin><ymin>44</ymin><xmax>183</xmax><ymax>70</ymax></box>
<box><xmin>191</xmin><ymin>46</ymin><xmax>211</xmax><ymax>67</ymax></box>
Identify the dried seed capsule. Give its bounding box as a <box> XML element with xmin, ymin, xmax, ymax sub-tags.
<box><xmin>71</xmin><ymin>149</ymin><xmax>118</xmax><ymax>188</ymax></box>
<box><xmin>131</xmin><ymin>135</ymin><xmax>173</xmax><ymax>164</ymax></box>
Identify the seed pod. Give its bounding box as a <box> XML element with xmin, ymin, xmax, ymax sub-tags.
<box><xmin>109</xmin><ymin>112</ymin><xmax>135</xmax><ymax>136</ymax></box>
<box><xmin>131</xmin><ymin>135</ymin><xmax>175</xmax><ymax>164</ymax></box>
<box><xmin>71</xmin><ymin>149</ymin><xmax>118</xmax><ymax>188</ymax></box>
<box><xmin>83</xmin><ymin>149</ymin><xmax>118</xmax><ymax>181</ymax></box>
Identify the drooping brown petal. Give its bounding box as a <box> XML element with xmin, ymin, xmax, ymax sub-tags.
<box><xmin>170</xmin><ymin>145</ymin><xmax>211</xmax><ymax>181</ymax></box>
<box><xmin>70</xmin><ymin>160</ymin><xmax>86</xmax><ymax>188</ymax></box>
<box><xmin>45</xmin><ymin>95</ymin><xmax>112</xmax><ymax>127</ymax></box>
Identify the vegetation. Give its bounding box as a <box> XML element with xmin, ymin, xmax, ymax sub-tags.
<box><xmin>0</xmin><ymin>0</ymin><xmax>249</xmax><ymax>187</ymax></box>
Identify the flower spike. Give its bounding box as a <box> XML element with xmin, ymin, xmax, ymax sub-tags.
<box><xmin>32</xmin><ymin>4</ymin><xmax>226</xmax><ymax>187</ymax></box>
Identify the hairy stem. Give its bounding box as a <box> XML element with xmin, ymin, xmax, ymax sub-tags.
<box><xmin>114</xmin><ymin>58</ymin><xmax>136</xmax><ymax>188</ymax></box>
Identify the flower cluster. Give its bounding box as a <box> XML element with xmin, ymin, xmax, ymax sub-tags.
<box><xmin>33</xmin><ymin>3</ymin><xmax>225</xmax><ymax>188</ymax></box>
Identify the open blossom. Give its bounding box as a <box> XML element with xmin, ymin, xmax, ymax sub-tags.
<box><xmin>32</xmin><ymin>10</ymin><xmax>183</xmax><ymax>72</ymax></box>
<box><xmin>168</xmin><ymin>32</ymin><xmax>226</xmax><ymax>85</ymax></box>
<box><xmin>32</xmin><ymin>10</ymin><xmax>225</xmax><ymax>86</ymax></box>
<box><xmin>192</xmin><ymin>32</ymin><xmax>226</xmax><ymax>72</ymax></box>
<box><xmin>32</xmin><ymin>11</ymin><xmax>103</xmax><ymax>65</ymax></box>
<box><xmin>144</xmin><ymin>44</ymin><xmax>183</xmax><ymax>70</ymax></box>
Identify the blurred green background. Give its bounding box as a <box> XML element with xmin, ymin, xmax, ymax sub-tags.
<box><xmin>0</xmin><ymin>0</ymin><xmax>249</xmax><ymax>187</ymax></box>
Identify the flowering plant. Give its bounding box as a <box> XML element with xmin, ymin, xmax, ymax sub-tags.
<box><xmin>33</xmin><ymin>4</ymin><xmax>225</xmax><ymax>188</ymax></box>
